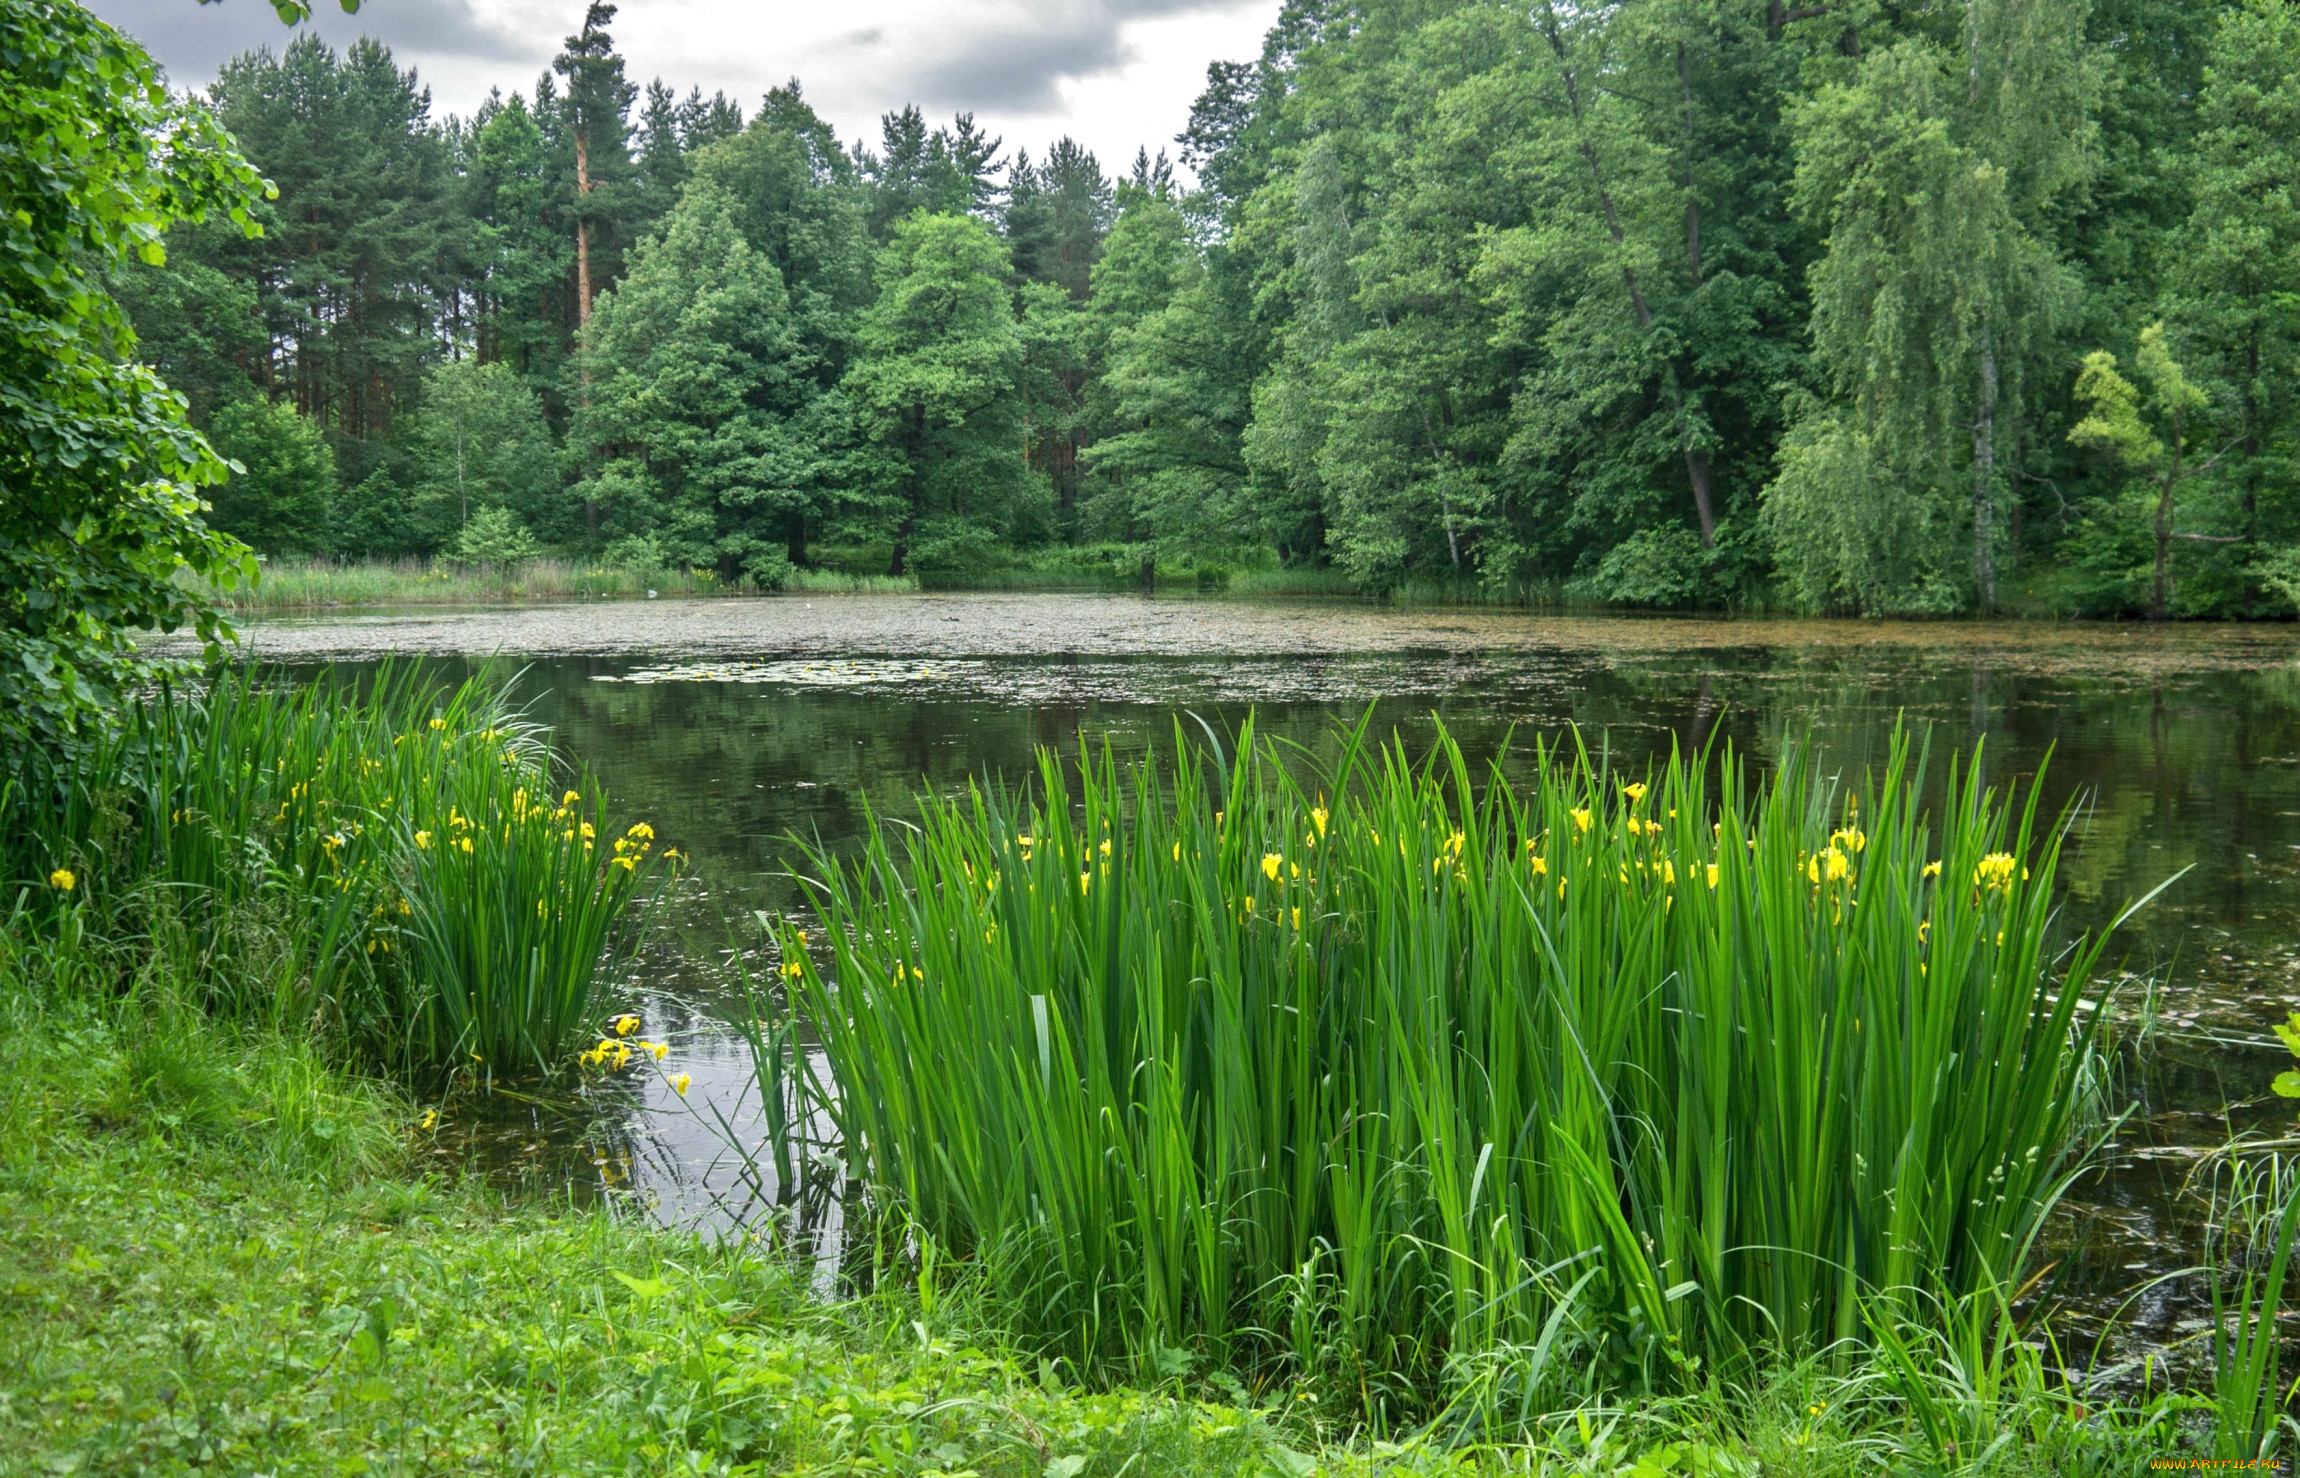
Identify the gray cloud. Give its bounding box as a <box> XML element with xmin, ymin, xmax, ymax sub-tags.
<box><xmin>879</xmin><ymin>0</ymin><xmax>1239</xmax><ymax>114</ymax></box>
<box><xmin>90</xmin><ymin>0</ymin><xmax>545</xmax><ymax>106</ymax></box>
<box><xmin>90</xmin><ymin>0</ymin><xmax>1276</xmax><ymax>174</ymax></box>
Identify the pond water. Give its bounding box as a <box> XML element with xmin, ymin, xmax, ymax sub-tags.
<box><xmin>218</xmin><ymin>593</ymin><xmax>2300</xmax><ymax>1363</ymax></box>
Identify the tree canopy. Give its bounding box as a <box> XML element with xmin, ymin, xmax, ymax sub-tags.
<box><xmin>53</xmin><ymin>0</ymin><xmax>2300</xmax><ymax>615</ymax></box>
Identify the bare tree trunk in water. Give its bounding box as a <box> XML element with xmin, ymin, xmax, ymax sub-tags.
<box><xmin>1972</xmin><ymin>327</ymin><xmax>1997</xmax><ymax>612</ymax></box>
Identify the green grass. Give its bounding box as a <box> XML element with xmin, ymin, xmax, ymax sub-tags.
<box><xmin>202</xmin><ymin>557</ymin><xmax>743</xmax><ymax>610</ymax></box>
<box><xmin>2</xmin><ymin>667</ymin><xmax>669</xmax><ymax>1075</ymax></box>
<box><xmin>0</xmin><ymin>917</ymin><xmax>2231</xmax><ymax>1478</ymax></box>
<box><xmin>780</xmin><ymin>720</ymin><xmax>2120</xmax><ymax>1417</ymax></box>
<box><xmin>785</xmin><ymin>568</ymin><xmax>922</xmax><ymax>594</ymax></box>
<box><xmin>0</xmin><ymin>953</ymin><xmax>1321</xmax><ymax>1477</ymax></box>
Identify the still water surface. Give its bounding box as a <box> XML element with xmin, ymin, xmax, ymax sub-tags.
<box><xmin>232</xmin><ymin>594</ymin><xmax>2300</xmax><ymax>1356</ymax></box>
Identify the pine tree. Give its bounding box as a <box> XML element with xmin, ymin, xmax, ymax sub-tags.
<box><xmin>553</xmin><ymin>2</ymin><xmax>637</xmax><ymax>329</ymax></box>
<box><xmin>1005</xmin><ymin>138</ymin><xmax>1113</xmax><ymax>300</ymax></box>
<box><xmin>463</xmin><ymin>88</ymin><xmax>573</xmax><ymax>391</ymax></box>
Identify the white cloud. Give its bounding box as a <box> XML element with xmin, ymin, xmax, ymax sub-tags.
<box><xmin>90</xmin><ymin>0</ymin><xmax>1280</xmax><ymax>181</ymax></box>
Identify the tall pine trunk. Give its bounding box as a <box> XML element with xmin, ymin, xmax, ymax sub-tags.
<box><xmin>575</xmin><ymin>127</ymin><xmax>594</xmax><ymax>326</ymax></box>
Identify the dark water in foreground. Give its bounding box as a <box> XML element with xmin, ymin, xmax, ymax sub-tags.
<box><xmin>216</xmin><ymin>594</ymin><xmax>2300</xmax><ymax>1364</ymax></box>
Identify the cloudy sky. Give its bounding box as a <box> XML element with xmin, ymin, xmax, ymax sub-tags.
<box><xmin>89</xmin><ymin>0</ymin><xmax>1279</xmax><ymax>176</ymax></box>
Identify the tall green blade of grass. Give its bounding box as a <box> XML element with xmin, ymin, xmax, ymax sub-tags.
<box><xmin>784</xmin><ymin>718</ymin><xmax>2117</xmax><ymax>1413</ymax></box>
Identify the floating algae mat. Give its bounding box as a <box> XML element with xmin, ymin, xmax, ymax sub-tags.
<box><xmin>604</xmin><ymin>658</ymin><xmax>976</xmax><ymax>687</ymax></box>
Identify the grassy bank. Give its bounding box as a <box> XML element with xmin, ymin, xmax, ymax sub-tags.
<box><xmin>0</xmin><ymin>936</ymin><xmax>2227</xmax><ymax>1478</ymax></box>
<box><xmin>6</xmin><ymin>871</ymin><xmax>2271</xmax><ymax>1476</ymax></box>
<box><xmin>202</xmin><ymin>557</ymin><xmax>742</xmax><ymax>610</ymax></box>
<box><xmin>183</xmin><ymin>553</ymin><xmax>2300</xmax><ymax>618</ymax></box>
<box><xmin>196</xmin><ymin>550</ymin><xmax>1418</xmax><ymax>610</ymax></box>
<box><xmin>0</xmin><ymin>964</ymin><xmax>1329</xmax><ymax>1476</ymax></box>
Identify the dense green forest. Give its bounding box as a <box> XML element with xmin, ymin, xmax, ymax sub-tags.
<box><xmin>117</xmin><ymin>0</ymin><xmax>2300</xmax><ymax>614</ymax></box>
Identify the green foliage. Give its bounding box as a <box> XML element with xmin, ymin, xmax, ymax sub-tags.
<box><xmin>2156</xmin><ymin>0</ymin><xmax>2300</xmax><ymax>613</ymax></box>
<box><xmin>200</xmin><ymin>35</ymin><xmax>457</xmax><ymax>460</ymax></box>
<box><xmin>1</xmin><ymin>668</ymin><xmax>665</xmax><ymax>1073</ymax></box>
<box><xmin>1083</xmin><ymin>191</ymin><xmax>1256</xmax><ymax>554</ymax></box>
<box><xmin>1772</xmin><ymin>0</ymin><xmax>2098</xmax><ymax>612</ymax></box>
<box><xmin>571</xmin><ymin>182</ymin><xmax>837</xmax><ymax>573</ymax></box>
<box><xmin>461</xmin><ymin>88</ymin><xmax>575</xmax><ymax>389</ymax></box>
<box><xmin>1577</xmin><ymin>526</ymin><xmax>1710</xmax><ymax>609</ymax></box>
<box><xmin>106</xmin><ymin>213</ymin><xmax>265</xmax><ymax>426</ymax></box>
<box><xmin>785</xmin><ymin>720</ymin><xmax>2111</xmax><ymax>1410</ymax></box>
<box><xmin>688</xmin><ymin>83</ymin><xmax>873</xmax><ymax>371</ymax></box>
<box><xmin>2068</xmin><ymin>324</ymin><xmax>2231</xmax><ymax>617</ymax></box>
<box><xmin>861</xmin><ymin>105</ymin><xmax>1002</xmax><ymax>238</ymax></box>
<box><xmin>1006</xmin><ymin>138</ymin><xmax>1115</xmax><ymax>300</ymax></box>
<box><xmin>407</xmin><ymin>358</ymin><xmax>558</xmax><ymax>546</ymax></box>
<box><xmin>446</xmin><ymin>504</ymin><xmax>543</xmax><ymax>563</ymax></box>
<box><xmin>0</xmin><ymin>0</ymin><xmax>265</xmax><ymax>750</ymax></box>
<box><xmin>205</xmin><ymin>396</ymin><xmax>337</xmax><ymax>555</ymax></box>
<box><xmin>1764</xmin><ymin>411</ymin><xmax>1965</xmax><ymax>615</ymax></box>
<box><xmin>844</xmin><ymin>213</ymin><xmax>1036</xmax><ymax>574</ymax></box>
<box><xmin>91</xmin><ymin>0</ymin><xmax>2300</xmax><ymax>611</ymax></box>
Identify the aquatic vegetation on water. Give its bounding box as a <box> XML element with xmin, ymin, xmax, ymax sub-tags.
<box><xmin>786</xmin><ymin>718</ymin><xmax>2122</xmax><ymax>1414</ymax></box>
<box><xmin>0</xmin><ymin>666</ymin><xmax>668</xmax><ymax>1074</ymax></box>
